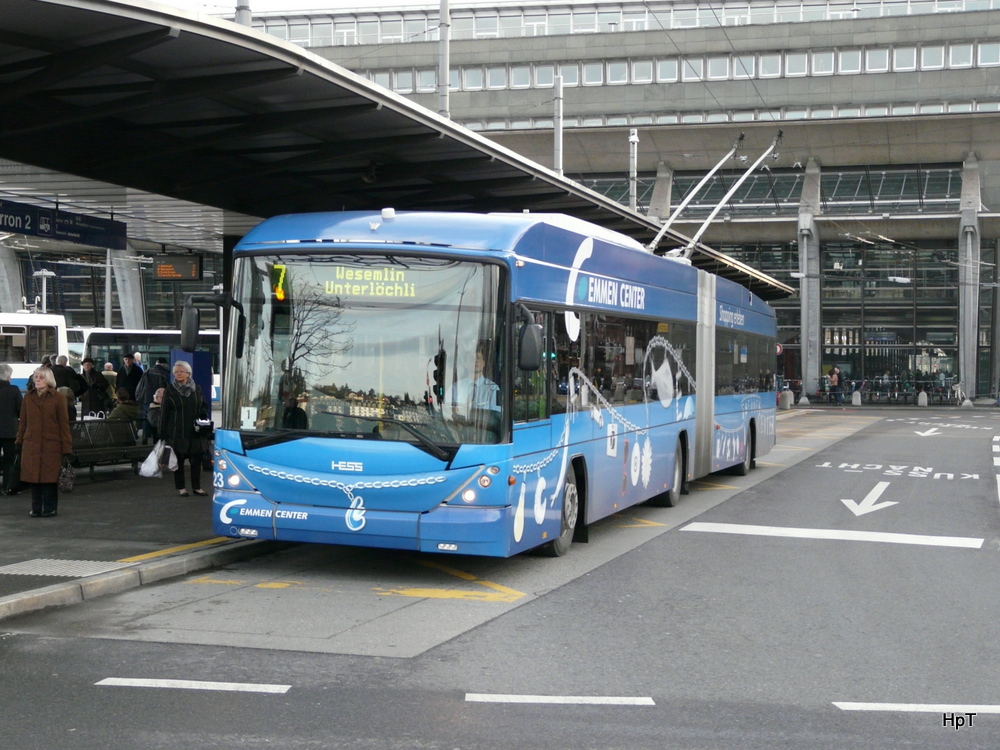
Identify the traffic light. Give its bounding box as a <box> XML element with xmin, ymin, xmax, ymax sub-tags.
<box><xmin>432</xmin><ymin>348</ymin><xmax>446</xmax><ymax>403</ymax></box>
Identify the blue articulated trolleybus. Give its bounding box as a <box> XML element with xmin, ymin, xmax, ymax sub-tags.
<box><xmin>185</xmin><ymin>210</ymin><xmax>776</xmax><ymax>557</ymax></box>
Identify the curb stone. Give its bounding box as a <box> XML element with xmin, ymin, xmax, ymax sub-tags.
<box><xmin>0</xmin><ymin>539</ymin><xmax>287</xmax><ymax>622</ymax></box>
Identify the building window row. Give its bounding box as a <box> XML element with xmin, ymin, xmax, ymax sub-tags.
<box><xmin>367</xmin><ymin>40</ymin><xmax>1000</xmax><ymax>94</ymax></box>
<box><xmin>581</xmin><ymin>166</ymin><xmax>962</xmax><ymax>219</ymax></box>
<box><xmin>459</xmin><ymin>100</ymin><xmax>1000</xmax><ymax>132</ymax></box>
<box><xmin>251</xmin><ymin>0</ymin><xmax>1000</xmax><ymax>47</ymax></box>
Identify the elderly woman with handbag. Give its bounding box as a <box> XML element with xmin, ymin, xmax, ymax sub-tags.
<box><xmin>159</xmin><ymin>359</ymin><xmax>209</xmax><ymax>497</ymax></box>
<box><xmin>16</xmin><ymin>367</ymin><xmax>73</xmax><ymax>517</ymax></box>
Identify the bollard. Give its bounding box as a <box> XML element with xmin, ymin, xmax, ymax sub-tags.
<box><xmin>779</xmin><ymin>389</ymin><xmax>793</xmax><ymax>410</ymax></box>
<box><xmin>917</xmin><ymin>390</ymin><xmax>928</xmax><ymax>407</ymax></box>
<box><xmin>852</xmin><ymin>391</ymin><xmax>861</xmax><ymax>406</ymax></box>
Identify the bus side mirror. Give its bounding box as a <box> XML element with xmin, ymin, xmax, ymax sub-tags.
<box><xmin>518</xmin><ymin>322</ymin><xmax>543</xmax><ymax>371</ymax></box>
<box><xmin>180</xmin><ymin>302</ymin><xmax>200</xmax><ymax>352</ymax></box>
<box><xmin>182</xmin><ymin>293</ymin><xmax>246</xmax><ymax>359</ymax></box>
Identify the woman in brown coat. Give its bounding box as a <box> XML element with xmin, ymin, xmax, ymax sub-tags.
<box><xmin>16</xmin><ymin>367</ymin><xmax>73</xmax><ymax>517</ymax></box>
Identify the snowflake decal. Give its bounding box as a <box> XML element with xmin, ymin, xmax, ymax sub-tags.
<box><xmin>641</xmin><ymin>437</ymin><xmax>653</xmax><ymax>488</ymax></box>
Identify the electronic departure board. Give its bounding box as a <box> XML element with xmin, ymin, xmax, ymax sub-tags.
<box><xmin>153</xmin><ymin>255</ymin><xmax>201</xmax><ymax>280</ymax></box>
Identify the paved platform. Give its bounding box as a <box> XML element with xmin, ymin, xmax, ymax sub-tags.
<box><xmin>0</xmin><ymin>461</ymin><xmax>276</xmax><ymax>621</ymax></box>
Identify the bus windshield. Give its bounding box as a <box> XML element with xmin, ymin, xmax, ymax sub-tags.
<box><xmin>227</xmin><ymin>253</ymin><xmax>507</xmax><ymax>449</ymax></box>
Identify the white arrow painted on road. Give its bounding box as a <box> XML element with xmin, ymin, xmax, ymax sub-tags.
<box><xmin>841</xmin><ymin>481</ymin><xmax>897</xmax><ymax>516</ymax></box>
<box><xmin>915</xmin><ymin>428</ymin><xmax>941</xmax><ymax>437</ymax></box>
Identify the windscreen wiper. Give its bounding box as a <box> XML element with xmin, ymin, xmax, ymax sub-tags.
<box><xmin>352</xmin><ymin>415</ymin><xmax>454</xmax><ymax>462</ymax></box>
<box><xmin>241</xmin><ymin>428</ymin><xmax>384</xmax><ymax>450</ymax></box>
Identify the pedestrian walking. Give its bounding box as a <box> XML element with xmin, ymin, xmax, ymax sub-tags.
<box><xmin>15</xmin><ymin>367</ymin><xmax>73</xmax><ymax>517</ymax></box>
<box><xmin>159</xmin><ymin>360</ymin><xmax>209</xmax><ymax>497</ymax></box>
<box><xmin>0</xmin><ymin>363</ymin><xmax>23</xmax><ymax>495</ymax></box>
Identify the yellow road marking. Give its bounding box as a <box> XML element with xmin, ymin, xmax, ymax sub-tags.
<box><xmin>372</xmin><ymin>559</ymin><xmax>526</xmax><ymax>602</ymax></box>
<box><xmin>118</xmin><ymin>537</ymin><xmax>233</xmax><ymax>563</ymax></box>
<box><xmin>615</xmin><ymin>516</ymin><xmax>666</xmax><ymax>528</ymax></box>
<box><xmin>373</xmin><ymin>586</ymin><xmax>522</xmax><ymax>602</ymax></box>
<box><xmin>690</xmin><ymin>480</ymin><xmax>739</xmax><ymax>490</ymax></box>
<box><xmin>417</xmin><ymin>559</ymin><xmax>478</xmax><ymax>581</ymax></box>
<box><xmin>179</xmin><ymin>552</ymin><xmax>525</xmax><ymax>602</ymax></box>
<box><xmin>255</xmin><ymin>581</ymin><xmax>304</xmax><ymax>589</ymax></box>
<box><xmin>186</xmin><ymin>575</ymin><xmax>245</xmax><ymax>585</ymax></box>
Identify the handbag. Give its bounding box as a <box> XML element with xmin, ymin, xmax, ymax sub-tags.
<box><xmin>193</xmin><ymin>419</ymin><xmax>214</xmax><ymax>437</ymax></box>
<box><xmin>58</xmin><ymin>455</ymin><xmax>75</xmax><ymax>493</ymax></box>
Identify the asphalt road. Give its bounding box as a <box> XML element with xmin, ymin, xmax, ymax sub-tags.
<box><xmin>2</xmin><ymin>407</ymin><xmax>999</xmax><ymax>749</ymax></box>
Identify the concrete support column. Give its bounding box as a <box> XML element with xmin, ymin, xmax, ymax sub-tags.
<box><xmin>798</xmin><ymin>157</ymin><xmax>822</xmax><ymax>399</ymax></box>
<box><xmin>0</xmin><ymin>245</ymin><xmax>24</xmax><ymax>312</ymax></box>
<box><xmin>646</xmin><ymin>162</ymin><xmax>673</xmax><ymax>221</ymax></box>
<box><xmin>111</xmin><ymin>244</ymin><xmax>146</xmax><ymax>329</ymax></box>
<box><xmin>958</xmin><ymin>153</ymin><xmax>981</xmax><ymax>397</ymax></box>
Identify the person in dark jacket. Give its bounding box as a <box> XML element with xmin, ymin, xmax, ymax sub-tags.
<box><xmin>115</xmin><ymin>354</ymin><xmax>143</xmax><ymax>401</ymax></box>
<box><xmin>79</xmin><ymin>358</ymin><xmax>113</xmax><ymax>417</ymax></box>
<box><xmin>159</xmin><ymin>360</ymin><xmax>208</xmax><ymax>497</ymax></box>
<box><xmin>136</xmin><ymin>357</ymin><xmax>170</xmax><ymax>443</ymax></box>
<box><xmin>0</xmin><ymin>363</ymin><xmax>23</xmax><ymax>495</ymax></box>
<box><xmin>52</xmin><ymin>355</ymin><xmax>87</xmax><ymax>398</ymax></box>
<box><xmin>16</xmin><ymin>367</ymin><xmax>73</xmax><ymax>517</ymax></box>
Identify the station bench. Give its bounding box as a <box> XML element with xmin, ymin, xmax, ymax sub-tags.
<box><xmin>70</xmin><ymin>419</ymin><xmax>150</xmax><ymax>478</ymax></box>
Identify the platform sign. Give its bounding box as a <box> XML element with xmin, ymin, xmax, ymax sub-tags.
<box><xmin>0</xmin><ymin>198</ymin><xmax>126</xmax><ymax>249</ymax></box>
<box><xmin>153</xmin><ymin>255</ymin><xmax>202</xmax><ymax>280</ymax></box>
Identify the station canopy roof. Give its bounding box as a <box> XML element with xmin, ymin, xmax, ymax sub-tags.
<box><xmin>0</xmin><ymin>0</ymin><xmax>791</xmax><ymax>300</ymax></box>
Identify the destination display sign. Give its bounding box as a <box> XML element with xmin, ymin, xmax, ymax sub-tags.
<box><xmin>0</xmin><ymin>198</ymin><xmax>126</xmax><ymax>250</ymax></box>
<box><xmin>153</xmin><ymin>254</ymin><xmax>202</xmax><ymax>280</ymax></box>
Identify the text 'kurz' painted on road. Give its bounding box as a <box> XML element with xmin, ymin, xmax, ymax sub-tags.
<box><xmin>816</xmin><ymin>463</ymin><xmax>978</xmax><ymax>481</ymax></box>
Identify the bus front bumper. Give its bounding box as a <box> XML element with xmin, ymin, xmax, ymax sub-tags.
<box><xmin>213</xmin><ymin>491</ymin><xmax>513</xmax><ymax>557</ymax></box>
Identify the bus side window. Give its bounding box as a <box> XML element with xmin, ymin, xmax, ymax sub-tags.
<box><xmin>551</xmin><ymin>312</ymin><xmax>575</xmax><ymax>416</ymax></box>
<box><xmin>514</xmin><ymin>309</ymin><xmax>550</xmax><ymax>423</ymax></box>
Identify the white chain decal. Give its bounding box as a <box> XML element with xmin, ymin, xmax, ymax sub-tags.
<box><xmin>247</xmin><ymin>464</ymin><xmax>446</xmax><ymax>508</ymax></box>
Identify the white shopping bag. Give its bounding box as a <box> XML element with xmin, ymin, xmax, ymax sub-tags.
<box><xmin>140</xmin><ymin>440</ymin><xmax>165</xmax><ymax>479</ymax></box>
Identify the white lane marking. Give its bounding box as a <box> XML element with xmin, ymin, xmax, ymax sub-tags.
<box><xmin>96</xmin><ymin>677</ymin><xmax>290</xmax><ymax>694</ymax></box>
<box><xmin>682</xmin><ymin>522</ymin><xmax>983</xmax><ymax>549</ymax></box>
<box><xmin>466</xmin><ymin>693</ymin><xmax>655</xmax><ymax>706</ymax></box>
<box><xmin>835</xmin><ymin>702</ymin><xmax>1000</xmax><ymax>713</ymax></box>
<box><xmin>841</xmin><ymin>482</ymin><xmax>897</xmax><ymax>517</ymax></box>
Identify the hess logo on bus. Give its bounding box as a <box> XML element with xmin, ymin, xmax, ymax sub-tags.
<box><xmin>331</xmin><ymin>460</ymin><xmax>364</xmax><ymax>472</ymax></box>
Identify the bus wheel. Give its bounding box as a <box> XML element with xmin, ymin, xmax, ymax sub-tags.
<box><xmin>732</xmin><ymin>426</ymin><xmax>755</xmax><ymax>476</ymax></box>
<box><xmin>540</xmin><ymin>470</ymin><xmax>579</xmax><ymax>557</ymax></box>
<box><xmin>648</xmin><ymin>442</ymin><xmax>683</xmax><ymax>507</ymax></box>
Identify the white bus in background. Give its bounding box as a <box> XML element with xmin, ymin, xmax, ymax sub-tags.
<box><xmin>67</xmin><ymin>327</ymin><xmax>222</xmax><ymax>399</ymax></box>
<box><xmin>0</xmin><ymin>311</ymin><xmax>69</xmax><ymax>390</ymax></box>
